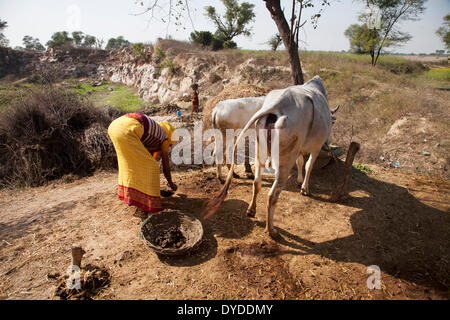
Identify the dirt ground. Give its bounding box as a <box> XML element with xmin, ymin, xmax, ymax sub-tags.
<box><xmin>0</xmin><ymin>160</ymin><xmax>449</xmax><ymax>300</ymax></box>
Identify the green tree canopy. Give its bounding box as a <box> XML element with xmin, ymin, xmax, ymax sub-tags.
<box><xmin>190</xmin><ymin>30</ymin><xmax>236</xmax><ymax>50</ymax></box>
<box><xmin>22</xmin><ymin>35</ymin><xmax>45</xmax><ymax>51</ymax></box>
<box><xmin>82</xmin><ymin>34</ymin><xmax>97</xmax><ymax>48</ymax></box>
<box><xmin>46</xmin><ymin>31</ymin><xmax>73</xmax><ymax>48</ymax></box>
<box><xmin>344</xmin><ymin>20</ymin><xmax>411</xmax><ymax>55</ymax></box>
<box><xmin>71</xmin><ymin>31</ymin><xmax>98</xmax><ymax>48</ymax></box>
<box><xmin>205</xmin><ymin>0</ymin><xmax>255</xmax><ymax>42</ymax></box>
<box><xmin>0</xmin><ymin>19</ymin><xmax>9</xmax><ymax>47</ymax></box>
<box><xmin>352</xmin><ymin>0</ymin><xmax>427</xmax><ymax>65</ymax></box>
<box><xmin>46</xmin><ymin>31</ymin><xmax>98</xmax><ymax>49</ymax></box>
<box><xmin>105</xmin><ymin>36</ymin><xmax>131</xmax><ymax>50</ymax></box>
<box><xmin>71</xmin><ymin>31</ymin><xmax>84</xmax><ymax>47</ymax></box>
<box><xmin>190</xmin><ymin>31</ymin><xmax>214</xmax><ymax>47</ymax></box>
<box><xmin>266</xmin><ymin>33</ymin><xmax>283</xmax><ymax>51</ymax></box>
<box><xmin>436</xmin><ymin>14</ymin><xmax>450</xmax><ymax>50</ymax></box>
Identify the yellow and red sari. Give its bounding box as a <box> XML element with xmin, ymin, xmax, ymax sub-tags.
<box><xmin>108</xmin><ymin>113</ymin><xmax>175</xmax><ymax>213</ymax></box>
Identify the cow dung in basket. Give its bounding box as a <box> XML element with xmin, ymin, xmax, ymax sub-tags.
<box><xmin>140</xmin><ymin>210</ymin><xmax>203</xmax><ymax>256</ymax></box>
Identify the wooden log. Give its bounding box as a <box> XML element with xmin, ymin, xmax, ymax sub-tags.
<box><xmin>71</xmin><ymin>244</ymin><xmax>86</xmax><ymax>268</ymax></box>
<box><xmin>331</xmin><ymin>142</ymin><xmax>361</xmax><ymax>202</ymax></box>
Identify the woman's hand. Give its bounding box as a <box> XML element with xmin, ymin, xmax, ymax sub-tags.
<box><xmin>161</xmin><ymin>149</ymin><xmax>177</xmax><ymax>191</ymax></box>
<box><xmin>152</xmin><ymin>151</ymin><xmax>162</xmax><ymax>162</ymax></box>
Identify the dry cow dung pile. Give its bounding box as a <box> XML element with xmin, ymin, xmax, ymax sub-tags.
<box><xmin>202</xmin><ymin>84</ymin><xmax>270</xmax><ymax>129</ymax></box>
<box><xmin>53</xmin><ymin>264</ymin><xmax>111</xmax><ymax>300</ymax></box>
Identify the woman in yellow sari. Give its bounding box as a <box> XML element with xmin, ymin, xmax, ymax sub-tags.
<box><xmin>108</xmin><ymin>113</ymin><xmax>178</xmax><ymax>215</ymax></box>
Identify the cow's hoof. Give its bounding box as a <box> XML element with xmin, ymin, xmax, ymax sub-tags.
<box><xmin>246</xmin><ymin>173</ymin><xmax>255</xmax><ymax>180</ymax></box>
<box><xmin>265</xmin><ymin>227</ymin><xmax>279</xmax><ymax>238</ymax></box>
<box><xmin>246</xmin><ymin>208</ymin><xmax>256</xmax><ymax>218</ymax></box>
<box><xmin>301</xmin><ymin>188</ymin><xmax>310</xmax><ymax>196</ymax></box>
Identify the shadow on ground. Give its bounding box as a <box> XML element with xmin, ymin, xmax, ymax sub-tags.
<box><xmin>271</xmin><ymin>160</ymin><xmax>450</xmax><ymax>296</ymax></box>
<box><xmin>159</xmin><ymin>194</ymin><xmax>252</xmax><ymax>266</ymax></box>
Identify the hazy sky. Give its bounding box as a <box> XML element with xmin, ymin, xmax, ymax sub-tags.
<box><xmin>1</xmin><ymin>0</ymin><xmax>449</xmax><ymax>54</ymax></box>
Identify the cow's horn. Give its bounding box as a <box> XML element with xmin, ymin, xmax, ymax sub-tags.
<box><xmin>331</xmin><ymin>105</ymin><xmax>340</xmax><ymax>114</ymax></box>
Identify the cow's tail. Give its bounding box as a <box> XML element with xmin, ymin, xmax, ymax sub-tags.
<box><xmin>202</xmin><ymin>107</ymin><xmax>277</xmax><ymax>219</ymax></box>
<box><xmin>212</xmin><ymin>108</ymin><xmax>218</xmax><ymax>129</ymax></box>
<box><xmin>208</xmin><ymin>108</ymin><xmax>218</xmax><ymax>151</ymax></box>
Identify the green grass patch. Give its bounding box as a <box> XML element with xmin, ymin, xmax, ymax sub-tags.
<box><xmin>0</xmin><ymin>84</ymin><xmax>33</xmax><ymax>112</ymax></box>
<box><xmin>67</xmin><ymin>80</ymin><xmax>146</xmax><ymax>112</ymax></box>
<box><xmin>71</xmin><ymin>80</ymin><xmax>111</xmax><ymax>95</ymax></box>
<box><xmin>99</xmin><ymin>85</ymin><xmax>146</xmax><ymax>112</ymax></box>
<box><xmin>353</xmin><ymin>163</ymin><xmax>373</xmax><ymax>175</ymax></box>
<box><xmin>1</xmin><ymin>80</ymin><xmax>146</xmax><ymax>114</ymax></box>
<box><xmin>420</xmin><ymin>68</ymin><xmax>450</xmax><ymax>82</ymax></box>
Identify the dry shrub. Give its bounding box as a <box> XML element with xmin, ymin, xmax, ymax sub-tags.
<box><xmin>0</xmin><ymin>87</ymin><xmax>119</xmax><ymax>188</ymax></box>
<box><xmin>155</xmin><ymin>38</ymin><xmax>201</xmax><ymax>56</ymax></box>
<box><xmin>136</xmin><ymin>103</ymin><xmax>180</xmax><ymax>116</ymax></box>
<box><xmin>202</xmin><ymin>84</ymin><xmax>271</xmax><ymax>129</ymax></box>
<box><xmin>29</xmin><ymin>65</ymin><xmax>64</xmax><ymax>85</ymax></box>
<box><xmin>220</xmin><ymin>50</ymin><xmax>289</xmax><ymax>71</ymax></box>
<box><xmin>81</xmin><ymin>122</ymin><xmax>117</xmax><ymax>171</ymax></box>
<box><xmin>378</xmin><ymin>60</ymin><xmax>428</xmax><ymax>75</ymax></box>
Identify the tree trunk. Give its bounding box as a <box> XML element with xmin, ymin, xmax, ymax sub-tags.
<box><xmin>374</xmin><ymin>47</ymin><xmax>382</xmax><ymax>66</ymax></box>
<box><xmin>264</xmin><ymin>0</ymin><xmax>304</xmax><ymax>85</ymax></box>
<box><xmin>331</xmin><ymin>142</ymin><xmax>361</xmax><ymax>202</ymax></box>
<box><xmin>287</xmin><ymin>42</ymin><xmax>304</xmax><ymax>85</ymax></box>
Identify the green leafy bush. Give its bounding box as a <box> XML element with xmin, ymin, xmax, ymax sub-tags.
<box><xmin>190</xmin><ymin>31</ymin><xmax>214</xmax><ymax>47</ymax></box>
<box><xmin>223</xmin><ymin>40</ymin><xmax>237</xmax><ymax>49</ymax></box>
<box><xmin>132</xmin><ymin>42</ymin><xmax>145</xmax><ymax>59</ymax></box>
<box><xmin>210</xmin><ymin>38</ymin><xmax>224</xmax><ymax>51</ymax></box>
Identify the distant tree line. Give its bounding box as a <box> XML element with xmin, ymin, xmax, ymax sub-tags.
<box><xmin>0</xmin><ymin>18</ymin><xmax>134</xmax><ymax>51</ymax></box>
<box><xmin>22</xmin><ymin>35</ymin><xmax>45</xmax><ymax>51</ymax></box>
<box><xmin>46</xmin><ymin>31</ymin><xmax>104</xmax><ymax>49</ymax></box>
<box><xmin>105</xmin><ymin>36</ymin><xmax>131</xmax><ymax>50</ymax></box>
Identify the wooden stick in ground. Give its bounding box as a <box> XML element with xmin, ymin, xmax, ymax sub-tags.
<box><xmin>331</xmin><ymin>142</ymin><xmax>361</xmax><ymax>202</ymax></box>
<box><xmin>71</xmin><ymin>245</ymin><xmax>86</xmax><ymax>268</ymax></box>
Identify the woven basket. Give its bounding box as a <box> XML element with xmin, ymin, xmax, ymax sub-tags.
<box><xmin>140</xmin><ymin>210</ymin><xmax>203</xmax><ymax>256</ymax></box>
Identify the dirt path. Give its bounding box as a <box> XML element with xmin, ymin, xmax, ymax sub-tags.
<box><xmin>0</xmin><ymin>163</ymin><xmax>449</xmax><ymax>300</ymax></box>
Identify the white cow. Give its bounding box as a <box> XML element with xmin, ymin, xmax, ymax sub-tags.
<box><xmin>204</xmin><ymin>76</ymin><xmax>333</xmax><ymax>238</ymax></box>
<box><xmin>211</xmin><ymin>96</ymin><xmax>266</xmax><ymax>182</ymax></box>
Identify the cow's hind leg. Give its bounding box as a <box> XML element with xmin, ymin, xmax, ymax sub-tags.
<box><xmin>246</xmin><ymin>137</ymin><xmax>262</xmax><ymax>217</ymax></box>
<box><xmin>215</xmin><ymin>141</ymin><xmax>225</xmax><ymax>184</ymax></box>
<box><xmin>301</xmin><ymin>151</ymin><xmax>320</xmax><ymax>196</ymax></box>
<box><xmin>296</xmin><ymin>155</ymin><xmax>304</xmax><ymax>186</ymax></box>
<box><xmin>216</xmin><ymin>164</ymin><xmax>223</xmax><ymax>183</ymax></box>
<box><xmin>266</xmin><ymin>157</ymin><xmax>296</xmax><ymax>237</ymax></box>
<box><xmin>227</xmin><ymin>164</ymin><xmax>240</xmax><ymax>178</ymax></box>
<box><xmin>244</xmin><ymin>137</ymin><xmax>254</xmax><ymax>179</ymax></box>
<box><xmin>226</xmin><ymin>139</ymin><xmax>240</xmax><ymax>179</ymax></box>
